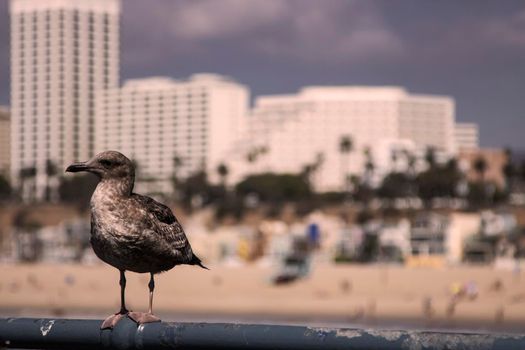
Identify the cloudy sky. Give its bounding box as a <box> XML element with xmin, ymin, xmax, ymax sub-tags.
<box><xmin>1</xmin><ymin>0</ymin><xmax>524</xmax><ymax>149</ymax></box>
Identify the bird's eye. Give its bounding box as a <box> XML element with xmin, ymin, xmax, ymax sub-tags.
<box><xmin>100</xmin><ymin>159</ymin><xmax>112</xmax><ymax>167</ymax></box>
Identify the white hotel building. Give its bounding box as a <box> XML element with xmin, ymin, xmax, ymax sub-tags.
<box><xmin>95</xmin><ymin>74</ymin><xmax>249</xmax><ymax>194</ymax></box>
<box><xmin>226</xmin><ymin>86</ymin><xmax>456</xmax><ymax>191</ymax></box>
<box><xmin>10</xmin><ymin>0</ymin><xmax>120</xmax><ymax>200</ymax></box>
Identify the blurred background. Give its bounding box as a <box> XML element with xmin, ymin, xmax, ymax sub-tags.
<box><xmin>0</xmin><ymin>0</ymin><xmax>524</xmax><ymax>334</ymax></box>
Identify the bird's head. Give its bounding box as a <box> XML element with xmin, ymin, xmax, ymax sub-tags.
<box><xmin>66</xmin><ymin>150</ymin><xmax>135</xmax><ymax>181</ymax></box>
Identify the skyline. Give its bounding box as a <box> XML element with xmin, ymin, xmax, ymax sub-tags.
<box><xmin>0</xmin><ymin>1</ymin><xmax>524</xmax><ymax>150</ymax></box>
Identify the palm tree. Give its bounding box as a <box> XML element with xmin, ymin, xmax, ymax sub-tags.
<box><xmin>390</xmin><ymin>149</ymin><xmax>399</xmax><ymax>172</ymax></box>
<box><xmin>0</xmin><ymin>174</ymin><xmax>12</xmax><ymax>202</ymax></box>
<box><xmin>402</xmin><ymin>149</ymin><xmax>417</xmax><ymax>177</ymax></box>
<box><xmin>339</xmin><ymin>135</ymin><xmax>353</xmax><ymax>192</ymax></box>
<box><xmin>19</xmin><ymin>166</ymin><xmax>36</xmax><ymax>202</ymax></box>
<box><xmin>363</xmin><ymin>147</ymin><xmax>375</xmax><ymax>186</ymax></box>
<box><xmin>502</xmin><ymin>148</ymin><xmax>516</xmax><ymax>193</ymax></box>
<box><xmin>45</xmin><ymin>160</ymin><xmax>58</xmax><ymax>202</ymax></box>
<box><xmin>472</xmin><ymin>156</ymin><xmax>492</xmax><ymax>206</ymax></box>
<box><xmin>245</xmin><ymin>146</ymin><xmax>268</xmax><ymax>174</ymax></box>
<box><xmin>365</xmin><ymin>160</ymin><xmax>375</xmax><ymax>184</ymax></box>
<box><xmin>217</xmin><ymin>163</ymin><xmax>229</xmax><ymax>187</ymax></box>
<box><xmin>473</xmin><ymin>156</ymin><xmax>488</xmax><ymax>182</ymax></box>
<box><xmin>171</xmin><ymin>155</ymin><xmax>183</xmax><ymax>197</ymax></box>
<box><xmin>425</xmin><ymin>147</ymin><xmax>437</xmax><ymax>170</ymax></box>
<box><xmin>314</xmin><ymin>152</ymin><xmax>325</xmax><ymax>184</ymax></box>
<box><xmin>301</xmin><ymin>152</ymin><xmax>325</xmax><ymax>188</ymax></box>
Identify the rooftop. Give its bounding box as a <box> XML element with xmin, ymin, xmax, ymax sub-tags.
<box><xmin>122</xmin><ymin>74</ymin><xmax>238</xmax><ymax>91</ymax></box>
<box><xmin>10</xmin><ymin>0</ymin><xmax>121</xmax><ymax>14</ymax></box>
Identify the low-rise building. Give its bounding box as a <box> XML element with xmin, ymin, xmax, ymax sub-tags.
<box><xmin>378</xmin><ymin>219</ymin><xmax>411</xmax><ymax>261</ymax></box>
<box><xmin>458</xmin><ymin>148</ymin><xmax>507</xmax><ymax>188</ymax></box>
<box><xmin>408</xmin><ymin>212</ymin><xmax>480</xmax><ymax>266</ymax></box>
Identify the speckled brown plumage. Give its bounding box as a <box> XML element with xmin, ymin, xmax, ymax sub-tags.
<box><xmin>80</xmin><ymin>151</ymin><xmax>203</xmax><ymax>273</ymax></box>
<box><xmin>90</xmin><ymin>183</ymin><xmax>196</xmax><ymax>273</ymax></box>
<box><xmin>66</xmin><ymin>150</ymin><xmax>207</xmax><ymax>329</ymax></box>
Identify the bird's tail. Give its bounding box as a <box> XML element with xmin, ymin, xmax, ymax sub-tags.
<box><xmin>190</xmin><ymin>253</ymin><xmax>209</xmax><ymax>270</ymax></box>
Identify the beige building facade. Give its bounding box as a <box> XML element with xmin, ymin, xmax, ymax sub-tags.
<box><xmin>95</xmin><ymin>74</ymin><xmax>249</xmax><ymax>194</ymax></box>
<box><xmin>10</xmin><ymin>0</ymin><xmax>120</xmax><ymax>200</ymax></box>
<box><xmin>226</xmin><ymin>86</ymin><xmax>456</xmax><ymax>191</ymax></box>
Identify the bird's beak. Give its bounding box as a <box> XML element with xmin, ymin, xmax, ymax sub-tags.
<box><xmin>65</xmin><ymin>162</ymin><xmax>90</xmax><ymax>173</ymax></box>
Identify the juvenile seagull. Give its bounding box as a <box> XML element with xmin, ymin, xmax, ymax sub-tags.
<box><xmin>66</xmin><ymin>150</ymin><xmax>207</xmax><ymax>329</ymax></box>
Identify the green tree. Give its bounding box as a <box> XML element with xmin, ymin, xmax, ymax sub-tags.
<box><xmin>217</xmin><ymin>163</ymin><xmax>229</xmax><ymax>187</ymax></box>
<box><xmin>19</xmin><ymin>166</ymin><xmax>36</xmax><ymax>201</ymax></box>
<box><xmin>405</xmin><ymin>150</ymin><xmax>417</xmax><ymax>177</ymax></box>
<box><xmin>353</xmin><ymin>182</ymin><xmax>375</xmax><ymax>205</ymax></box>
<box><xmin>236</xmin><ymin>173</ymin><xmax>311</xmax><ymax>203</ymax></box>
<box><xmin>44</xmin><ymin>160</ymin><xmax>58</xmax><ymax>202</ymax></box>
<box><xmin>58</xmin><ymin>174</ymin><xmax>99</xmax><ymax>211</ymax></box>
<box><xmin>390</xmin><ymin>149</ymin><xmax>399</xmax><ymax>171</ymax></box>
<box><xmin>339</xmin><ymin>135</ymin><xmax>353</xmax><ymax>191</ymax></box>
<box><xmin>301</xmin><ymin>152</ymin><xmax>324</xmax><ymax>188</ymax></box>
<box><xmin>363</xmin><ymin>147</ymin><xmax>375</xmax><ymax>186</ymax></box>
<box><xmin>425</xmin><ymin>147</ymin><xmax>437</xmax><ymax>169</ymax></box>
<box><xmin>245</xmin><ymin>146</ymin><xmax>268</xmax><ymax>165</ymax></box>
<box><xmin>416</xmin><ymin>159</ymin><xmax>462</xmax><ymax>206</ymax></box>
<box><xmin>178</xmin><ymin>171</ymin><xmax>208</xmax><ymax>209</ymax></box>
<box><xmin>377</xmin><ymin>172</ymin><xmax>413</xmax><ymax>199</ymax></box>
<box><xmin>176</xmin><ymin>171</ymin><xmax>225</xmax><ymax>210</ymax></box>
<box><xmin>473</xmin><ymin>156</ymin><xmax>488</xmax><ymax>182</ymax></box>
<box><xmin>502</xmin><ymin>148</ymin><xmax>516</xmax><ymax>193</ymax></box>
<box><xmin>0</xmin><ymin>174</ymin><xmax>12</xmax><ymax>202</ymax></box>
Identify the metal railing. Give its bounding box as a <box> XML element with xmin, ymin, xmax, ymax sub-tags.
<box><xmin>1</xmin><ymin>317</ymin><xmax>524</xmax><ymax>349</ymax></box>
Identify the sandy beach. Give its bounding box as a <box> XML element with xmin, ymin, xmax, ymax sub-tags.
<box><xmin>0</xmin><ymin>262</ymin><xmax>524</xmax><ymax>333</ymax></box>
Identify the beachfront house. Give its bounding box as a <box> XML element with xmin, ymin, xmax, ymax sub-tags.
<box><xmin>407</xmin><ymin>212</ymin><xmax>481</xmax><ymax>266</ymax></box>
<box><xmin>11</xmin><ymin>219</ymin><xmax>90</xmax><ymax>263</ymax></box>
<box><xmin>377</xmin><ymin>219</ymin><xmax>411</xmax><ymax>262</ymax></box>
<box><xmin>463</xmin><ymin>211</ymin><xmax>519</xmax><ymax>264</ymax></box>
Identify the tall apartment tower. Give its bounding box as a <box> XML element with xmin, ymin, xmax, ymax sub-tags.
<box><xmin>10</xmin><ymin>0</ymin><xmax>120</xmax><ymax>201</ymax></box>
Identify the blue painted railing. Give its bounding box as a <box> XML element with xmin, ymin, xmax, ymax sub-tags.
<box><xmin>1</xmin><ymin>317</ymin><xmax>524</xmax><ymax>349</ymax></box>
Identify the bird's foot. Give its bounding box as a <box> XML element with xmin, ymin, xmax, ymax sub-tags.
<box><xmin>128</xmin><ymin>311</ymin><xmax>161</xmax><ymax>325</ymax></box>
<box><xmin>101</xmin><ymin>310</ymin><xmax>129</xmax><ymax>329</ymax></box>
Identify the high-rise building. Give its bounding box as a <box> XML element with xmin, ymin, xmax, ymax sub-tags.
<box><xmin>454</xmin><ymin>123</ymin><xmax>479</xmax><ymax>152</ymax></box>
<box><xmin>10</xmin><ymin>0</ymin><xmax>120</xmax><ymax>200</ymax></box>
<box><xmin>226</xmin><ymin>86</ymin><xmax>455</xmax><ymax>191</ymax></box>
<box><xmin>0</xmin><ymin>106</ymin><xmax>10</xmax><ymax>178</ymax></box>
<box><xmin>96</xmin><ymin>74</ymin><xmax>249</xmax><ymax>194</ymax></box>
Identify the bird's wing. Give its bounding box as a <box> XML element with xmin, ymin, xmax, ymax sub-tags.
<box><xmin>131</xmin><ymin>194</ymin><xmax>189</xmax><ymax>250</ymax></box>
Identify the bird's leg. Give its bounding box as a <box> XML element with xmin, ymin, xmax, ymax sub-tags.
<box><xmin>148</xmin><ymin>273</ymin><xmax>155</xmax><ymax>314</ymax></box>
<box><xmin>119</xmin><ymin>270</ymin><xmax>128</xmax><ymax>314</ymax></box>
<box><xmin>128</xmin><ymin>273</ymin><xmax>161</xmax><ymax>325</ymax></box>
<box><xmin>101</xmin><ymin>270</ymin><xmax>130</xmax><ymax>329</ymax></box>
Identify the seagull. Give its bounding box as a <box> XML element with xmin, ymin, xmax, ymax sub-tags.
<box><xmin>66</xmin><ymin>150</ymin><xmax>207</xmax><ymax>329</ymax></box>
